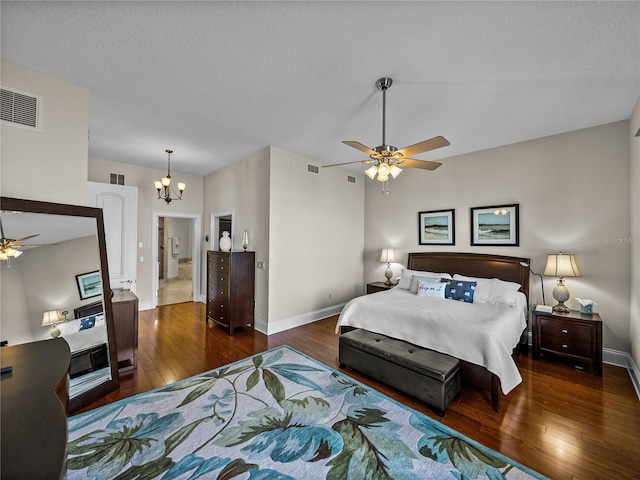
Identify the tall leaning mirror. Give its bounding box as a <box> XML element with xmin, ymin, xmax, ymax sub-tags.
<box><xmin>0</xmin><ymin>197</ymin><xmax>120</xmax><ymax>413</ymax></box>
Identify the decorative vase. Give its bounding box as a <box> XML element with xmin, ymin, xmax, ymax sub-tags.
<box><xmin>219</xmin><ymin>231</ymin><xmax>231</xmax><ymax>252</ymax></box>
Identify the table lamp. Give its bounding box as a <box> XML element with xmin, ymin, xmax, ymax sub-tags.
<box><xmin>543</xmin><ymin>253</ymin><xmax>581</xmax><ymax>313</ymax></box>
<box><xmin>42</xmin><ymin>310</ymin><xmax>64</xmax><ymax>338</ymax></box>
<box><xmin>379</xmin><ymin>247</ymin><xmax>396</xmax><ymax>286</ymax></box>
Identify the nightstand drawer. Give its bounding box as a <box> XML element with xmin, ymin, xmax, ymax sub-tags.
<box><xmin>539</xmin><ymin>318</ymin><xmax>593</xmax><ymax>343</ymax></box>
<box><xmin>540</xmin><ymin>335</ymin><xmax>592</xmax><ymax>358</ymax></box>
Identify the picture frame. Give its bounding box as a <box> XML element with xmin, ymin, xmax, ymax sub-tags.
<box><xmin>75</xmin><ymin>270</ymin><xmax>102</xmax><ymax>300</ymax></box>
<box><xmin>418</xmin><ymin>209</ymin><xmax>455</xmax><ymax>245</ymax></box>
<box><xmin>470</xmin><ymin>204</ymin><xmax>519</xmax><ymax>246</ymax></box>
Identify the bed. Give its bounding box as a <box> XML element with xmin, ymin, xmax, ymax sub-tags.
<box><xmin>336</xmin><ymin>252</ymin><xmax>530</xmax><ymax>412</ymax></box>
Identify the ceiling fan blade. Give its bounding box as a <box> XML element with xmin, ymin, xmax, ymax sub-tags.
<box><xmin>322</xmin><ymin>159</ymin><xmax>376</xmax><ymax>168</ymax></box>
<box><xmin>13</xmin><ymin>234</ymin><xmax>40</xmax><ymax>243</ymax></box>
<box><xmin>396</xmin><ymin>136</ymin><xmax>450</xmax><ymax>158</ymax></box>
<box><xmin>342</xmin><ymin>141</ymin><xmax>376</xmax><ymax>156</ymax></box>
<box><xmin>398</xmin><ymin>158</ymin><xmax>442</xmax><ymax>171</ymax></box>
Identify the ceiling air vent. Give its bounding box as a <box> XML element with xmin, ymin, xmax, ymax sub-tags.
<box><xmin>1</xmin><ymin>87</ymin><xmax>41</xmax><ymax>131</ymax></box>
<box><xmin>347</xmin><ymin>175</ymin><xmax>356</xmax><ymax>184</ymax></box>
<box><xmin>307</xmin><ymin>164</ymin><xmax>319</xmax><ymax>174</ymax></box>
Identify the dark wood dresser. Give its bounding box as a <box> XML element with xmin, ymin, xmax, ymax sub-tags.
<box><xmin>112</xmin><ymin>289</ymin><xmax>139</xmax><ymax>372</ymax></box>
<box><xmin>207</xmin><ymin>250</ymin><xmax>255</xmax><ymax>335</ymax></box>
<box><xmin>532</xmin><ymin>309</ymin><xmax>603</xmax><ymax>375</ymax></box>
<box><xmin>1</xmin><ymin>339</ymin><xmax>71</xmax><ymax>479</ymax></box>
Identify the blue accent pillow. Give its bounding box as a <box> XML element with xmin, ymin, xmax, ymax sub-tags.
<box><xmin>445</xmin><ymin>280</ymin><xmax>477</xmax><ymax>303</ymax></box>
<box><xmin>79</xmin><ymin>315</ymin><xmax>96</xmax><ymax>330</ymax></box>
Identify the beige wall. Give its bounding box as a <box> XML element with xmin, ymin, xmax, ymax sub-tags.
<box><xmin>364</xmin><ymin>121</ymin><xmax>631</xmax><ymax>352</ymax></box>
<box><xmin>0</xmin><ymin>61</ymin><xmax>89</xmax><ymax>204</ymax></box>
<box><xmin>268</xmin><ymin>147</ymin><xmax>365</xmax><ymax>330</ymax></box>
<box><xmin>88</xmin><ymin>157</ymin><xmax>204</xmax><ymax>307</ymax></box>
<box><xmin>202</xmin><ymin>147</ymin><xmax>271</xmax><ymax>324</ymax></box>
<box><xmin>630</xmin><ymin>97</ymin><xmax>640</xmax><ymax>371</ymax></box>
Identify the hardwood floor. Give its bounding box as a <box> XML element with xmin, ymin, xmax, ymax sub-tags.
<box><xmin>81</xmin><ymin>302</ymin><xmax>640</xmax><ymax>480</ymax></box>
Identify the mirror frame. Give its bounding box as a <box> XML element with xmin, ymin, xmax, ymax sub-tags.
<box><xmin>1</xmin><ymin>196</ymin><xmax>120</xmax><ymax>413</ymax></box>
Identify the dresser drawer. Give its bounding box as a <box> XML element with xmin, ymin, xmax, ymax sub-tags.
<box><xmin>539</xmin><ymin>318</ymin><xmax>593</xmax><ymax>343</ymax></box>
<box><xmin>540</xmin><ymin>335</ymin><xmax>592</xmax><ymax>358</ymax></box>
<box><xmin>208</xmin><ymin>270</ymin><xmax>230</xmax><ymax>286</ymax></box>
<box><xmin>208</xmin><ymin>253</ymin><xmax>230</xmax><ymax>267</ymax></box>
<box><xmin>208</xmin><ymin>305</ymin><xmax>230</xmax><ymax>326</ymax></box>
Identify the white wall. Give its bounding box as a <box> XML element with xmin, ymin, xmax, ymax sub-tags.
<box><xmin>268</xmin><ymin>147</ymin><xmax>364</xmax><ymax>330</ymax></box>
<box><xmin>0</xmin><ymin>61</ymin><xmax>89</xmax><ymax>204</ymax></box>
<box><xmin>88</xmin><ymin>157</ymin><xmax>204</xmax><ymax>307</ymax></box>
<box><xmin>203</xmin><ymin>147</ymin><xmax>271</xmax><ymax>324</ymax></box>
<box><xmin>630</xmin><ymin>97</ymin><xmax>640</xmax><ymax>371</ymax></box>
<box><xmin>364</xmin><ymin>121</ymin><xmax>631</xmax><ymax>352</ymax></box>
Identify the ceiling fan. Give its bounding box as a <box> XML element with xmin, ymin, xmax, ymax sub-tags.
<box><xmin>0</xmin><ymin>215</ymin><xmax>42</xmax><ymax>267</ymax></box>
<box><xmin>323</xmin><ymin>77</ymin><xmax>450</xmax><ymax>193</ymax></box>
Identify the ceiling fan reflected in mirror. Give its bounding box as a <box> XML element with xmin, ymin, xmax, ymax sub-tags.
<box><xmin>323</xmin><ymin>77</ymin><xmax>450</xmax><ymax>194</ymax></box>
<box><xmin>0</xmin><ymin>215</ymin><xmax>43</xmax><ymax>267</ymax></box>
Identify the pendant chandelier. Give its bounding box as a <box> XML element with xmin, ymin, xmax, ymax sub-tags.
<box><xmin>154</xmin><ymin>149</ymin><xmax>186</xmax><ymax>204</ymax></box>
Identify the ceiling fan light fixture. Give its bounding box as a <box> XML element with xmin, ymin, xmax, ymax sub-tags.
<box><xmin>389</xmin><ymin>164</ymin><xmax>402</xmax><ymax>179</ymax></box>
<box><xmin>377</xmin><ymin>162</ymin><xmax>391</xmax><ymax>176</ymax></box>
<box><xmin>365</xmin><ymin>165</ymin><xmax>378</xmax><ymax>180</ymax></box>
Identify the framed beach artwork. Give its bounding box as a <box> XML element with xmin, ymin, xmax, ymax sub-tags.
<box><xmin>470</xmin><ymin>204</ymin><xmax>519</xmax><ymax>246</ymax></box>
<box><xmin>75</xmin><ymin>270</ymin><xmax>102</xmax><ymax>300</ymax></box>
<box><xmin>418</xmin><ymin>209</ymin><xmax>455</xmax><ymax>245</ymax></box>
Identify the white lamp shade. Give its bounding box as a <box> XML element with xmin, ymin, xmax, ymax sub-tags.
<box><xmin>154</xmin><ymin>180</ymin><xmax>163</xmax><ymax>190</ymax></box>
<box><xmin>161</xmin><ymin>176</ymin><xmax>171</xmax><ymax>187</ymax></box>
<box><xmin>389</xmin><ymin>164</ymin><xmax>402</xmax><ymax>179</ymax></box>
<box><xmin>379</xmin><ymin>247</ymin><xmax>396</xmax><ymax>263</ymax></box>
<box><xmin>365</xmin><ymin>165</ymin><xmax>378</xmax><ymax>180</ymax></box>
<box><xmin>177</xmin><ymin>182</ymin><xmax>186</xmax><ymax>192</ymax></box>
<box><xmin>543</xmin><ymin>253</ymin><xmax>581</xmax><ymax>277</ymax></box>
<box><xmin>42</xmin><ymin>310</ymin><xmax>64</xmax><ymax>327</ymax></box>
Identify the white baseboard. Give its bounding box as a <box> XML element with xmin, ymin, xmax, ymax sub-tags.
<box><xmin>259</xmin><ymin>303</ymin><xmax>346</xmax><ymax>335</ymax></box>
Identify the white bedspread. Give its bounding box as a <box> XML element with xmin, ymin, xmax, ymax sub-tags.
<box><xmin>59</xmin><ymin>316</ymin><xmax>108</xmax><ymax>353</ymax></box>
<box><xmin>336</xmin><ymin>288</ymin><xmax>527</xmax><ymax>394</ymax></box>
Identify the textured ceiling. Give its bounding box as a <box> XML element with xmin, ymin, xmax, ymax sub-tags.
<box><xmin>1</xmin><ymin>1</ymin><xmax>639</xmax><ymax>177</ymax></box>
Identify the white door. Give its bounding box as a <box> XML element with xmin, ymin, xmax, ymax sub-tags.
<box><xmin>87</xmin><ymin>182</ymin><xmax>138</xmax><ymax>293</ymax></box>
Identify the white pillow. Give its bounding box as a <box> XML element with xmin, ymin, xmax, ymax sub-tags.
<box><xmin>416</xmin><ymin>280</ymin><xmax>446</xmax><ymax>299</ymax></box>
<box><xmin>397</xmin><ymin>268</ymin><xmax>452</xmax><ymax>289</ymax></box>
<box><xmin>453</xmin><ymin>274</ymin><xmax>521</xmax><ymax>307</ymax></box>
<box><xmin>409</xmin><ymin>275</ymin><xmax>444</xmax><ymax>293</ymax></box>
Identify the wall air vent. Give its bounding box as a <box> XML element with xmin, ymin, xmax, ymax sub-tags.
<box><xmin>110</xmin><ymin>173</ymin><xmax>125</xmax><ymax>185</ymax></box>
<box><xmin>1</xmin><ymin>87</ymin><xmax>41</xmax><ymax>131</ymax></box>
<box><xmin>307</xmin><ymin>164</ymin><xmax>319</xmax><ymax>174</ymax></box>
<box><xmin>347</xmin><ymin>175</ymin><xmax>356</xmax><ymax>184</ymax></box>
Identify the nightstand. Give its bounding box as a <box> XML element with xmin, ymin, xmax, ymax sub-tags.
<box><xmin>532</xmin><ymin>309</ymin><xmax>602</xmax><ymax>375</ymax></box>
<box><xmin>366</xmin><ymin>282</ymin><xmax>395</xmax><ymax>294</ymax></box>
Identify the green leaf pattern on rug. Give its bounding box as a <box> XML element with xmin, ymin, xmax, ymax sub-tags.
<box><xmin>66</xmin><ymin>346</ymin><xmax>546</xmax><ymax>480</ymax></box>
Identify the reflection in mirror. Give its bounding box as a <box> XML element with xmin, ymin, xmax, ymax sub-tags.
<box><xmin>0</xmin><ymin>197</ymin><xmax>119</xmax><ymax>413</ymax></box>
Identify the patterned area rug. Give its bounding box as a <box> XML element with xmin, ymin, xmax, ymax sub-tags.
<box><xmin>66</xmin><ymin>346</ymin><xmax>546</xmax><ymax>479</ymax></box>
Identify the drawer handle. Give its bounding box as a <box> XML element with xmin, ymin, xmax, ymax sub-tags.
<box><xmin>220</xmin><ymin>277</ymin><xmax>224</xmax><ymax>281</ymax></box>
<box><xmin>220</xmin><ymin>304</ymin><xmax>224</xmax><ymax>308</ymax></box>
<box><xmin>221</xmin><ymin>266</ymin><xmax>224</xmax><ymax>270</ymax></box>
<box><xmin>562</xmin><ymin>344</ymin><xmax>568</xmax><ymax>349</ymax></box>
<box><xmin>561</xmin><ymin>329</ymin><xmax>568</xmax><ymax>334</ymax></box>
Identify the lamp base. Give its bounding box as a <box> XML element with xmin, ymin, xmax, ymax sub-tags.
<box><xmin>50</xmin><ymin>325</ymin><xmax>61</xmax><ymax>338</ymax></box>
<box><xmin>552</xmin><ymin>303</ymin><xmax>570</xmax><ymax>314</ymax></box>
<box><xmin>384</xmin><ymin>264</ymin><xmax>393</xmax><ymax>286</ymax></box>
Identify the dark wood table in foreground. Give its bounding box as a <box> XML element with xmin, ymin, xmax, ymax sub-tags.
<box><xmin>1</xmin><ymin>338</ymin><xmax>70</xmax><ymax>480</ymax></box>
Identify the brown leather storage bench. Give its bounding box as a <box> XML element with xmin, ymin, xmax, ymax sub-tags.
<box><xmin>339</xmin><ymin>329</ymin><xmax>460</xmax><ymax>416</ymax></box>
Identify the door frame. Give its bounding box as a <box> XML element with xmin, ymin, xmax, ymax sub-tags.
<box><xmin>210</xmin><ymin>210</ymin><xmax>234</xmax><ymax>251</ymax></box>
<box><xmin>151</xmin><ymin>211</ymin><xmax>202</xmax><ymax>309</ymax></box>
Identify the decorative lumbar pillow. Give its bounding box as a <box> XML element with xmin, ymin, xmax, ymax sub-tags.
<box><xmin>397</xmin><ymin>269</ymin><xmax>452</xmax><ymax>289</ymax></box>
<box><xmin>409</xmin><ymin>275</ymin><xmax>446</xmax><ymax>293</ymax></box>
<box><xmin>445</xmin><ymin>280</ymin><xmax>477</xmax><ymax>303</ymax></box>
<box><xmin>453</xmin><ymin>274</ymin><xmax>520</xmax><ymax>307</ymax></box>
<box><xmin>79</xmin><ymin>315</ymin><xmax>96</xmax><ymax>331</ymax></box>
<box><xmin>416</xmin><ymin>280</ymin><xmax>447</xmax><ymax>299</ymax></box>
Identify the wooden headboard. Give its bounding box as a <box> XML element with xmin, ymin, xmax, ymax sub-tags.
<box><xmin>407</xmin><ymin>252</ymin><xmax>530</xmax><ymax>301</ymax></box>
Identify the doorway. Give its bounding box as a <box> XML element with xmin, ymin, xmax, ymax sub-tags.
<box><xmin>154</xmin><ymin>214</ymin><xmax>200</xmax><ymax>307</ymax></box>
